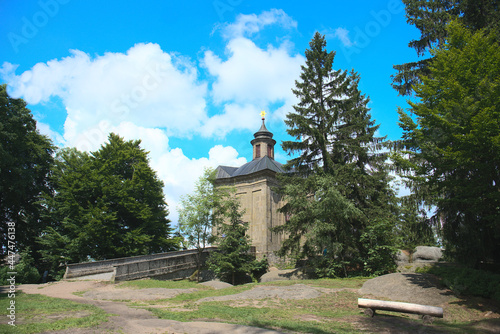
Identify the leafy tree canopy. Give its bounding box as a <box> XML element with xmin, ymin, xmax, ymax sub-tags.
<box><xmin>178</xmin><ymin>167</ymin><xmax>230</xmax><ymax>281</ymax></box>
<box><xmin>0</xmin><ymin>84</ymin><xmax>54</xmax><ymax>256</ymax></box>
<box><xmin>40</xmin><ymin>133</ymin><xmax>176</xmax><ymax>273</ymax></box>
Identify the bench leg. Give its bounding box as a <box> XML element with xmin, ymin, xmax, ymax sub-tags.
<box><xmin>422</xmin><ymin>314</ymin><xmax>434</xmax><ymax>324</ymax></box>
<box><xmin>364</xmin><ymin>308</ymin><xmax>375</xmax><ymax>317</ymax></box>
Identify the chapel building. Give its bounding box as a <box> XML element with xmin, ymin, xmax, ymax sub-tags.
<box><xmin>214</xmin><ymin>114</ymin><xmax>286</xmax><ymax>260</ymax></box>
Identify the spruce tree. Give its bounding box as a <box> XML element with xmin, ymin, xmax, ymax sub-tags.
<box><xmin>276</xmin><ymin>33</ymin><xmax>397</xmax><ymax>277</ymax></box>
<box><xmin>392</xmin><ymin>0</ymin><xmax>500</xmax><ymax>96</ymax></box>
<box><xmin>207</xmin><ymin>197</ymin><xmax>255</xmax><ymax>285</ymax></box>
<box><xmin>394</xmin><ymin>22</ymin><xmax>500</xmax><ymax>266</ymax></box>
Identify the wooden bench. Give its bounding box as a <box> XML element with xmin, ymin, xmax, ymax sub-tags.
<box><xmin>358</xmin><ymin>298</ymin><xmax>443</xmax><ymax>323</ymax></box>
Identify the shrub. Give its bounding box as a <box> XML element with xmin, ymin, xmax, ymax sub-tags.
<box><xmin>0</xmin><ymin>248</ymin><xmax>41</xmax><ymax>284</ymax></box>
<box><xmin>250</xmin><ymin>256</ymin><xmax>269</xmax><ymax>282</ymax></box>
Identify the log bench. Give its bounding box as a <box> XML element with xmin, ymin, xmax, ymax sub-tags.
<box><xmin>358</xmin><ymin>298</ymin><xmax>443</xmax><ymax>323</ymax></box>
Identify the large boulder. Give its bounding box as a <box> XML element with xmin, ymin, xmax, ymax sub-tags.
<box><xmin>359</xmin><ymin>272</ymin><xmax>452</xmax><ymax>305</ymax></box>
<box><xmin>395</xmin><ymin>250</ymin><xmax>410</xmax><ymax>265</ymax></box>
<box><xmin>413</xmin><ymin>246</ymin><xmax>443</xmax><ymax>263</ymax></box>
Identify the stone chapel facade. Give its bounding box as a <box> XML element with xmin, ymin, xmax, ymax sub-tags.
<box><xmin>214</xmin><ymin>117</ymin><xmax>286</xmax><ymax>260</ymax></box>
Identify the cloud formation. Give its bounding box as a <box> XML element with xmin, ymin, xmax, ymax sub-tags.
<box><xmin>221</xmin><ymin>9</ymin><xmax>297</xmax><ymax>39</ymax></box>
<box><xmin>100</xmin><ymin>121</ymin><xmax>247</xmax><ymax>225</ymax></box>
<box><xmin>2</xmin><ymin>43</ymin><xmax>208</xmax><ymax>145</ymax></box>
<box><xmin>202</xmin><ymin>9</ymin><xmax>304</xmax><ymax>135</ymax></box>
<box><xmin>332</xmin><ymin>27</ymin><xmax>353</xmax><ymax>47</ymax></box>
<box><xmin>322</xmin><ymin>27</ymin><xmax>354</xmax><ymax>47</ymax></box>
<box><xmin>204</xmin><ymin>38</ymin><xmax>302</xmax><ymax>105</ymax></box>
<box><xmin>0</xmin><ymin>9</ymin><xmax>304</xmax><ymax>224</ymax></box>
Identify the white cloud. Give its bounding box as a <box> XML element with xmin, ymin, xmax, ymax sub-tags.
<box><xmin>200</xmin><ymin>103</ymin><xmax>261</xmax><ymax>138</ymax></box>
<box><xmin>222</xmin><ymin>9</ymin><xmax>297</xmax><ymax>39</ymax></box>
<box><xmin>202</xmin><ymin>35</ymin><xmax>303</xmax><ymax>135</ymax></box>
<box><xmin>335</xmin><ymin>28</ymin><xmax>353</xmax><ymax>47</ymax></box>
<box><xmin>325</xmin><ymin>27</ymin><xmax>353</xmax><ymax>47</ymax></box>
<box><xmin>1</xmin><ymin>43</ymin><xmax>208</xmax><ymax>141</ymax></box>
<box><xmin>2</xmin><ymin>35</ymin><xmax>303</xmax><ymax>141</ymax></box>
<box><xmin>0</xmin><ymin>10</ymin><xmax>303</xmax><ymax>225</ymax></box>
<box><xmin>204</xmin><ymin>37</ymin><xmax>303</xmax><ymax>105</ymax></box>
<box><xmin>152</xmin><ymin>143</ymin><xmax>246</xmax><ymax>226</ymax></box>
<box><xmin>36</xmin><ymin>121</ymin><xmax>66</xmax><ymax>146</ymax></box>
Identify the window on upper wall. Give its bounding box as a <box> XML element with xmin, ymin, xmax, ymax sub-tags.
<box><xmin>268</xmin><ymin>145</ymin><xmax>273</xmax><ymax>158</ymax></box>
<box><xmin>255</xmin><ymin>144</ymin><xmax>261</xmax><ymax>158</ymax></box>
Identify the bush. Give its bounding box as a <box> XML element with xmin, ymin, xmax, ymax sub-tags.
<box><xmin>417</xmin><ymin>265</ymin><xmax>500</xmax><ymax>302</ymax></box>
<box><xmin>250</xmin><ymin>256</ymin><xmax>269</xmax><ymax>282</ymax></box>
<box><xmin>0</xmin><ymin>248</ymin><xmax>41</xmax><ymax>284</ymax></box>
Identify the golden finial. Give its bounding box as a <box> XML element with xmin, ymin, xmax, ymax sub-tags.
<box><xmin>260</xmin><ymin>110</ymin><xmax>266</xmax><ymax>119</ymax></box>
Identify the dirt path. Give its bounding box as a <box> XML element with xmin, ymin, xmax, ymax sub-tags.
<box><xmin>19</xmin><ymin>281</ymin><xmax>285</xmax><ymax>334</ymax></box>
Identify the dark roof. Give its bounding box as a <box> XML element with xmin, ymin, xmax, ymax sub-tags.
<box><xmin>215</xmin><ymin>166</ymin><xmax>238</xmax><ymax>179</ymax></box>
<box><xmin>216</xmin><ymin>156</ymin><xmax>285</xmax><ymax>179</ymax></box>
<box><xmin>253</xmin><ymin>120</ymin><xmax>273</xmax><ymax>139</ymax></box>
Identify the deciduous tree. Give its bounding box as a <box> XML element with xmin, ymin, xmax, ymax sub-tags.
<box><xmin>40</xmin><ymin>134</ymin><xmax>176</xmax><ymax>273</ymax></box>
<box><xmin>0</xmin><ymin>84</ymin><xmax>54</xmax><ymax>257</ymax></box>
<box><xmin>178</xmin><ymin>168</ymin><xmax>228</xmax><ymax>281</ymax></box>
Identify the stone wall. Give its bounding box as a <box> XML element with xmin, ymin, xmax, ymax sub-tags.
<box><xmin>64</xmin><ymin>248</ymin><xmax>217</xmax><ymax>280</ymax></box>
<box><xmin>113</xmin><ymin>249</ymin><xmax>214</xmax><ymax>281</ymax></box>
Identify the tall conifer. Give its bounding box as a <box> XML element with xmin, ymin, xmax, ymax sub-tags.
<box><xmin>276</xmin><ymin>33</ymin><xmax>397</xmax><ymax>277</ymax></box>
<box><xmin>392</xmin><ymin>0</ymin><xmax>499</xmax><ymax>96</ymax></box>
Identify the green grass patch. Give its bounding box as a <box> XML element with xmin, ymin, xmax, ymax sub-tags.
<box><xmin>138</xmin><ymin>277</ymin><xmax>500</xmax><ymax>333</ymax></box>
<box><xmin>118</xmin><ymin>278</ymin><xmax>209</xmax><ymax>290</ymax></box>
<box><xmin>0</xmin><ymin>292</ymin><xmax>110</xmax><ymax>333</ymax></box>
<box><xmin>169</xmin><ymin>283</ymin><xmax>255</xmax><ymax>302</ymax></box>
<box><xmin>259</xmin><ymin>277</ymin><xmax>368</xmax><ymax>289</ymax></box>
<box><xmin>149</xmin><ymin>289</ymin><xmax>362</xmax><ymax>333</ymax></box>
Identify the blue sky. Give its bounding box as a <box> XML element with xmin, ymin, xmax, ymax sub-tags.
<box><xmin>0</xmin><ymin>0</ymin><xmax>421</xmax><ymax>224</ymax></box>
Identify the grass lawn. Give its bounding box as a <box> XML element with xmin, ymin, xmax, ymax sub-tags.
<box><xmin>123</xmin><ymin>277</ymin><xmax>500</xmax><ymax>334</ymax></box>
<box><xmin>126</xmin><ymin>277</ymin><xmax>368</xmax><ymax>333</ymax></box>
<box><xmin>2</xmin><ymin>274</ymin><xmax>499</xmax><ymax>333</ymax></box>
<box><xmin>0</xmin><ymin>292</ymin><xmax>111</xmax><ymax>334</ymax></box>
